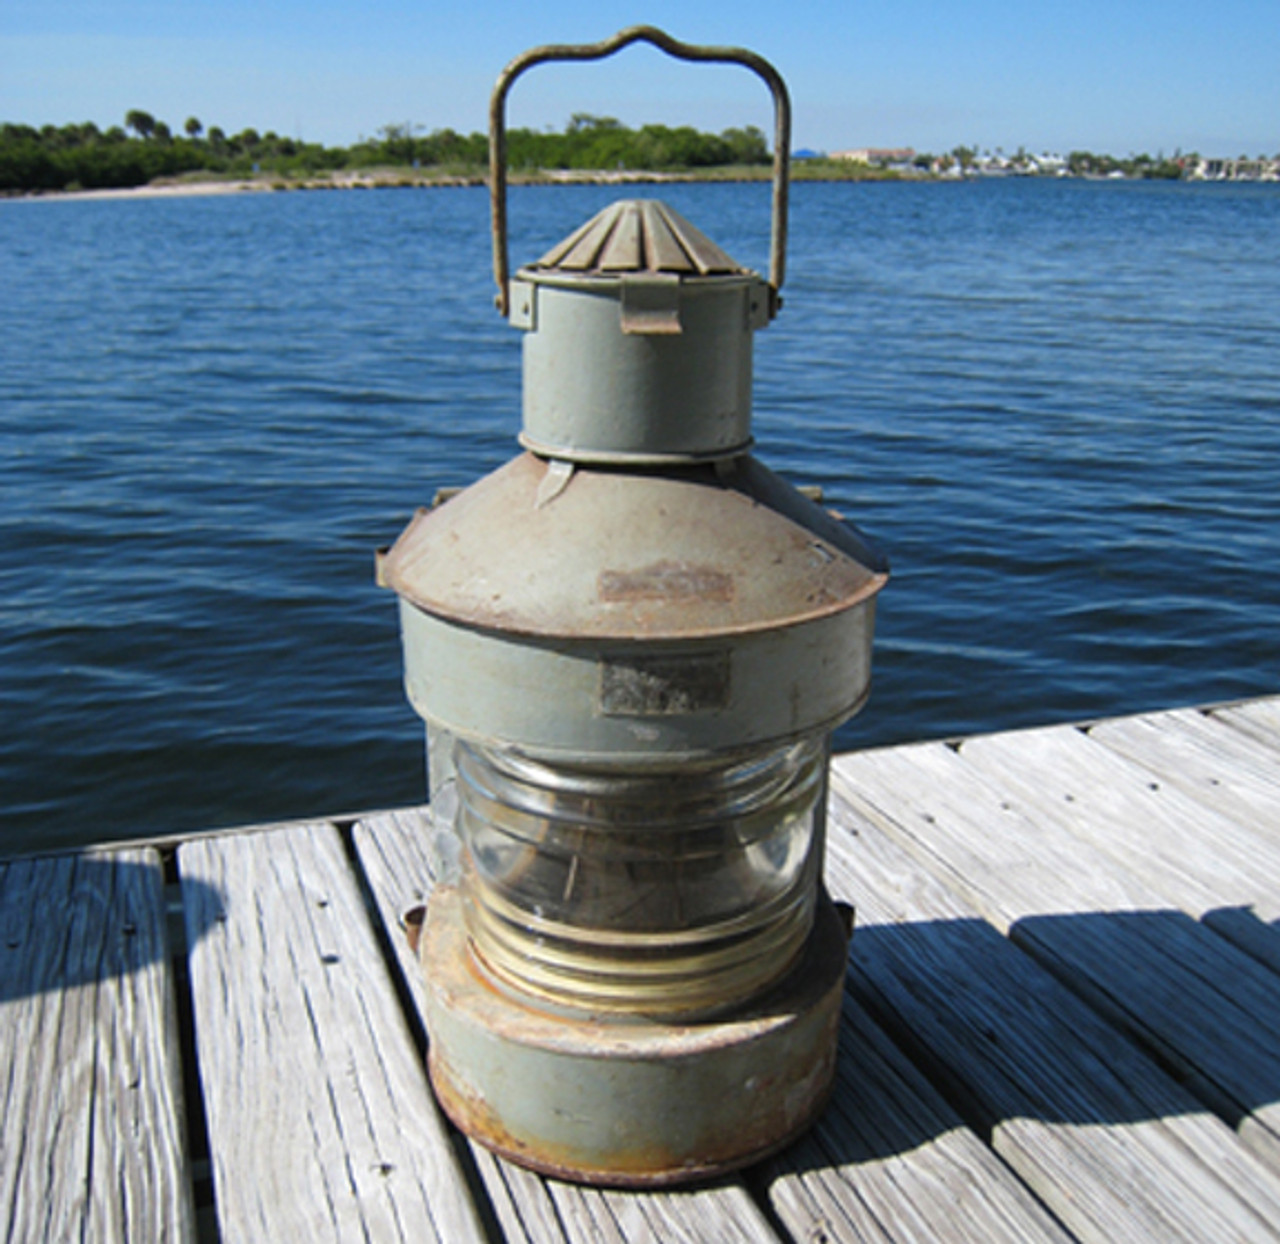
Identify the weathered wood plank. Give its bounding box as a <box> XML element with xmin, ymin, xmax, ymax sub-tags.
<box><xmin>821</xmin><ymin>784</ymin><xmax>1280</xmax><ymax>1241</ymax></box>
<box><xmin>836</xmin><ymin>739</ymin><xmax>1162</xmax><ymax>919</ymax></box>
<box><xmin>964</xmin><ymin>713</ymin><xmax>1280</xmax><ymax>978</ymax></box>
<box><xmin>765</xmin><ymin>994</ymin><xmax>1071</xmax><ymax>1243</ymax></box>
<box><xmin>0</xmin><ymin>849</ymin><xmax>194</xmax><ymax>1242</ymax></box>
<box><xmin>179</xmin><ymin>822</ymin><xmax>485</xmax><ymax>1244</ymax></box>
<box><xmin>957</xmin><ymin>716</ymin><xmax>1280</xmax><ymax>1069</ymax></box>
<box><xmin>353</xmin><ymin>808</ymin><xmax>782</xmax><ymax>1244</ymax></box>
<box><xmin>1215</xmin><ymin>696</ymin><xmax>1280</xmax><ymax>749</ymax></box>
<box><xmin>1089</xmin><ymin>704</ymin><xmax>1280</xmax><ymax>841</ymax></box>
<box><xmin>959</xmin><ymin>720</ymin><xmax>1280</xmax><ymax>933</ymax></box>
<box><xmin>832</xmin><ymin>738</ymin><xmax>1280</xmax><ymax>1168</ymax></box>
<box><xmin>1084</xmin><ymin>706</ymin><xmax>1280</xmax><ymax>976</ymax></box>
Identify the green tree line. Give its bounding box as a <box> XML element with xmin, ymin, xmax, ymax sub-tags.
<box><xmin>1064</xmin><ymin>150</ymin><xmax>1185</xmax><ymax>178</ymax></box>
<box><xmin>0</xmin><ymin>111</ymin><xmax>769</xmax><ymax>193</ymax></box>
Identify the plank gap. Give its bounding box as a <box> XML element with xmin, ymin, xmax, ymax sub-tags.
<box><xmin>741</xmin><ymin>1164</ymin><xmax>803</xmax><ymax>1244</ymax></box>
<box><xmin>160</xmin><ymin>846</ymin><xmax>180</xmax><ymax>885</ymax></box>
<box><xmin>335</xmin><ymin>819</ymin><xmax>507</xmax><ymax>1244</ymax></box>
<box><xmin>165</xmin><ymin>876</ymin><xmax>222</xmax><ymax>1244</ymax></box>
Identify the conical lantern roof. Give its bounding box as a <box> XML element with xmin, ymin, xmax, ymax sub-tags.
<box><xmin>380</xmin><ymin>454</ymin><xmax>886</xmax><ymax>642</ymax></box>
<box><xmin>530</xmin><ymin>199</ymin><xmax>745</xmax><ymax>276</ymax></box>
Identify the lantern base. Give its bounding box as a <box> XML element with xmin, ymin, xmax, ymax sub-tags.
<box><xmin>418</xmin><ymin>882</ymin><xmax>851</xmax><ymax>1187</ymax></box>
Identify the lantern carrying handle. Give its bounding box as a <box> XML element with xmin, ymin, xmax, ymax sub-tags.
<box><xmin>489</xmin><ymin>25</ymin><xmax>791</xmax><ymax>320</ymax></box>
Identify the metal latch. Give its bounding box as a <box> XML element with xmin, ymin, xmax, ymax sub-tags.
<box><xmin>619</xmin><ymin>273</ymin><xmax>682</xmax><ymax>335</ymax></box>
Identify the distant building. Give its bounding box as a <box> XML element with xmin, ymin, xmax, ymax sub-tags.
<box><xmin>1188</xmin><ymin>156</ymin><xmax>1279</xmax><ymax>181</ymax></box>
<box><xmin>831</xmin><ymin>147</ymin><xmax>916</xmax><ymax>166</ymax></box>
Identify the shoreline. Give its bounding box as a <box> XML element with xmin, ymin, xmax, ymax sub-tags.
<box><xmin>5</xmin><ymin>163</ymin><xmax>933</xmax><ymax>204</ymax></box>
<box><xmin>11</xmin><ymin>167</ymin><xmax>1267</xmax><ymax>205</ymax></box>
<box><xmin>4</xmin><ymin>168</ymin><xmax>745</xmax><ymax>204</ymax></box>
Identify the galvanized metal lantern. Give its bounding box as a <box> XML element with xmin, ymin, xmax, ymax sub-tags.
<box><xmin>378</xmin><ymin>27</ymin><xmax>887</xmax><ymax>1185</ymax></box>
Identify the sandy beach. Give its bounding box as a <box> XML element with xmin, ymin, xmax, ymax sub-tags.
<box><xmin>8</xmin><ymin>178</ymin><xmax>272</xmax><ymax>203</ymax></box>
<box><xmin>5</xmin><ymin>169</ymin><xmax>484</xmax><ymax>203</ymax></box>
<box><xmin>7</xmin><ymin>165</ymin><xmax>768</xmax><ymax>204</ymax></box>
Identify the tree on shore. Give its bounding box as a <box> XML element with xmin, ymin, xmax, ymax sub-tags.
<box><xmin>125</xmin><ymin>109</ymin><xmax>156</xmax><ymax>140</ymax></box>
<box><xmin>185</xmin><ymin>117</ymin><xmax>203</xmax><ymax>139</ymax></box>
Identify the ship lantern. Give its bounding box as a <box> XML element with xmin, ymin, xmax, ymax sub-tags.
<box><xmin>378</xmin><ymin>27</ymin><xmax>887</xmax><ymax>1186</ymax></box>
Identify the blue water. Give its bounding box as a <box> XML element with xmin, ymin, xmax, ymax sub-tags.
<box><xmin>3</xmin><ymin>179</ymin><xmax>1279</xmax><ymax>850</ymax></box>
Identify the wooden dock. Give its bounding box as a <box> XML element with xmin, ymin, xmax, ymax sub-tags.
<box><xmin>4</xmin><ymin>695</ymin><xmax>1280</xmax><ymax>1242</ymax></box>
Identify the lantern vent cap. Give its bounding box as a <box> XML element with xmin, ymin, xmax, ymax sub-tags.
<box><xmin>528</xmin><ymin>199</ymin><xmax>748</xmax><ymax>278</ymax></box>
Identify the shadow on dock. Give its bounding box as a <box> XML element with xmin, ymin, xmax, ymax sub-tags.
<box><xmin>0</xmin><ymin>851</ymin><xmax>223</xmax><ymax>1002</ymax></box>
<box><xmin>774</xmin><ymin>904</ymin><xmax>1280</xmax><ymax>1176</ymax></box>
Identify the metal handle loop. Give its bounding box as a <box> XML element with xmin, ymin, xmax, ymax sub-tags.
<box><xmin>489</xmin><ymin>25</ymin><xmax>791</xmax><ymax>319</ymax></box>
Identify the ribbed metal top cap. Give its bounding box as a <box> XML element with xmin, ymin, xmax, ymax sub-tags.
<box><xmin>531</xmin><ymin>199</ymin><xmax>746</xmax><ymax>276</ymax></box>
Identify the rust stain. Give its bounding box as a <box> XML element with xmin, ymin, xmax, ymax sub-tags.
<box><xmin>598</xmin><ymin>560</ymin><xmax>734</xmax><ymax>604</ymax></box>
<box><xmin>402</xmin><ymin>904</ymin><xmax>426</xmax><ymax>955</ymax></box>
<box><xmin>427</xmin><ymin>1047</ymin><xmax>825</xmax><ymax>1188</ymax></box>
<box><xmin>418</xmin><ymin>885</ymin><xmax>849</xmax><ymax>1188</ymax></box>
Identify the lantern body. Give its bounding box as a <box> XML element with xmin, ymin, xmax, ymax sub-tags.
<box><xmin>379</xmin><ymin>199</ymin><xmax>886</xmax><ymax>1184</ymax></box>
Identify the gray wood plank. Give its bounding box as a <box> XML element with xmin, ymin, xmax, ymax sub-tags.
<box><xmin>0</xmin><ymin>848</ymin><xmax>194</xmax><ymax>1243</ymax></box>
<box><xmin>1086</xmin><ymin>707</ymin><xmax>1280</xmax><ymax>975</ymax></box>
<box><xmin>833</xmin><ymin>738</ymin><xmax>1280</xmax><ymax>1168</ymax></box>
<box><xmin>765</xmin><ymin>995</ymin><xmax>1071</xmax><ymax>1243</ymax></box>
<box><xmin>1089</xmin><ymin>705</ymin><xmax>1280</xmax><ymax>840</ymax></box>
<box><xmin>837</xmin><ymin>738</ymin><xmax>1163</xmax><ymax>920</ymax></box>
<box><xmin>820</xmin><ymin>782</ymin><xmax>1280</xmax><ymax>1242</ymax></box>
<box><xmin>353</xmin><ymin>808</ymin><xmax>782</xmax><ymax>1244</ymax></box>
<box><xmin>960</xmin><ymin>720</ymin><xmax>1280</xmax><ymax>933</ymax></box>
<box><xmin>179</xmin><ymin>822</ymin><xmax>485</xmax><ymax>1244</ymax></box>
<box><xmin>1215</xmin><ymin>696</ymin><xmax>1280</xmax><ymax>748</ymax></box>
<box><xmin>962</xmin><ymin>716</ymin><xmax>1280</xmax><ymax>988</ymax></box>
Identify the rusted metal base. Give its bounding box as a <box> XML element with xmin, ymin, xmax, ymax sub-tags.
<box><xmin>418</xmin><ymin>883</ymin><xmax>851</xmax><ymax>1186</ymax></box>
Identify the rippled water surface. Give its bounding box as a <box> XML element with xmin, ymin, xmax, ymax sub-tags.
<box><xmin>2</xmin><ymin>178</ymin><xmax>1279</xmax><ymax>849</ymax></box>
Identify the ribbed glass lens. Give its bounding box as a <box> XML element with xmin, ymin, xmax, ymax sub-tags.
<box><xmin>453</xmin><ymin>736</ymin><xmax>826</xmax><ymax>1016</ymax></box>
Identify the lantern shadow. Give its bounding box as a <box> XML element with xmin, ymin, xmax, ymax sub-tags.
<box><xmin>767</xmin><ymin>905</ymin><xmax>1280</xmax><ymax>1176</ymax></box>
<box><xmin>0</xmin><ymin>851</ymin><xmax>223</xmax><ymax>1003</ymax></box>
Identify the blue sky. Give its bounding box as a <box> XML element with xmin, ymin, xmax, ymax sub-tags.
<box><xmin>3</xmin><ymin>1</ymin><xmax>1277</xmax><ymax>157</ymax></box>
